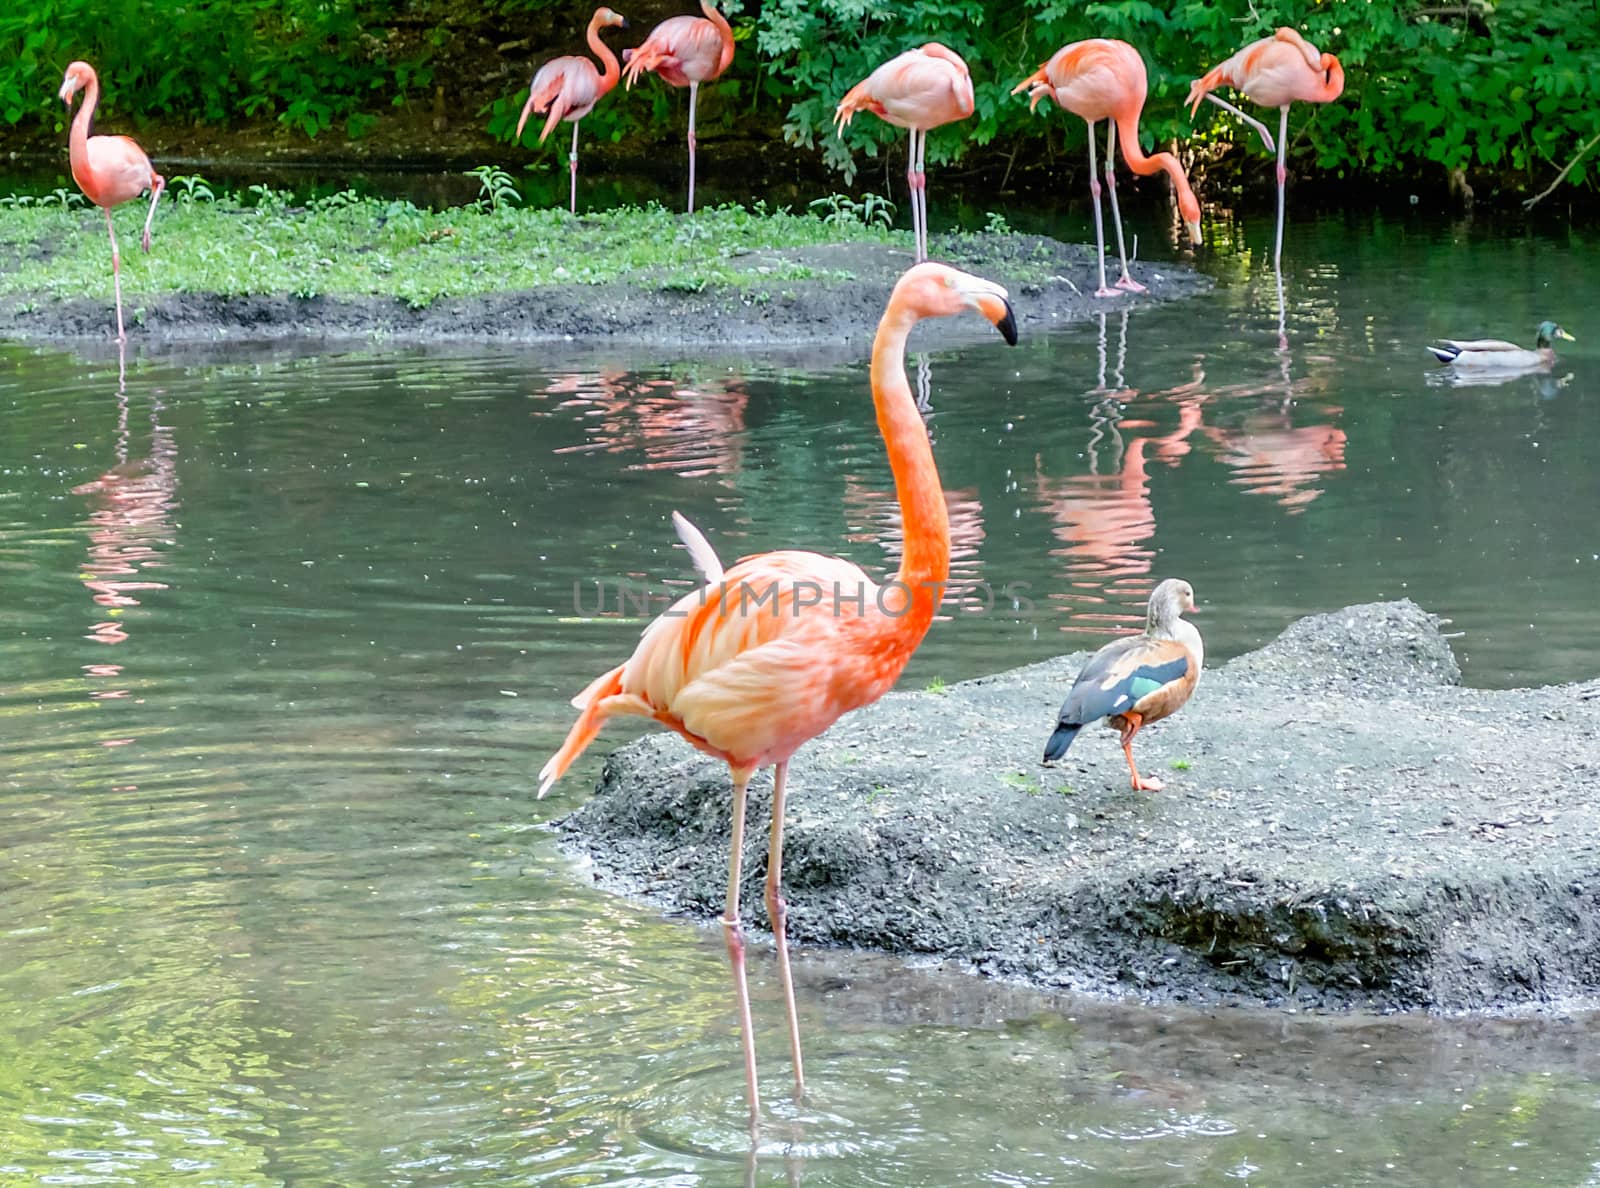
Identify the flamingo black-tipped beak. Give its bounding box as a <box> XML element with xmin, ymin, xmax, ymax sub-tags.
<box><xmin>1184</xmin><ymin>219</ymin><xmax>1203</xmax><ymax>247</ymax></box>
<box><xmin>996</xmin><ymin>300</ymin><xmax>1018</xmax><ymax>346</ymax></box>
<box><xmin>618</xmin><ymin>15</ymin><xmax>629</xmax><ymax>27</ymax></box>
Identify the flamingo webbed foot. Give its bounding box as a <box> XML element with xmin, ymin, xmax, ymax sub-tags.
<box><xmin>1131</xmin><ymin>774</ymin><xmax>1166</xmax><ymax>792</ymax></box>
<box><xmin>1115</xmin><ymin>276</ymin><xmax>1148</xmax><ymax>293</ymax></box>
<box><xmin>1093</xmin><ymin>286</ymin><xmax>1121</xmax><ymax>299</ymax></box>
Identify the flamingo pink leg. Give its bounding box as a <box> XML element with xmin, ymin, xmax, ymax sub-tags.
<box><xmin>140</xmin><ymin>176</ymin><xmax>163</xmax><ymax>254</ymax></box>
<box><xmin>763</xmin><ymin>760</ymin><xmax>806</xmax><ymax>1100</ymax></box>
<box><xmin>1084</xmin><ymin>120</ymin><xmax>1118</xmax><ymax>298</ymax></box>
<box><xmin>686</xmin><ymin>80</ymin><xmax>699</xmax><ymax>215</ymax></box>
<box><xmin>569</xmin><ymin>121</ymin><xmax>580</xmax><ymax>214</ymax></box>
<box><xmin>1201</xmin><ymin>92</ymin><xmax>1277</xmax><ymax>153</ymax></box>
<box><xmin>1103</xmin><ymin>123</ymin><xmax>1146</xmax><ymax>294</ymax></box>
<box><xmin>723</xmin><ymin>774</ymin><xmax>761</xmax><ymax>1130</ymax></box>
<box><xmin>914</xmin><ymin>128</ymin><xmax>929</xmax><ymax>262</ymax></box>
<box><xmin>1274</xmin><ymin>105</ymin><xmax>1289</xmax><ymax>271</ymax></box>
<box><xmin>104</xmin><ymin>207</ymin><xmax>126</xmax><ymax>344</ymax></box>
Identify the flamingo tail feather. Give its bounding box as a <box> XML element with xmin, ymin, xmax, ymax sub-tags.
<box><xmin>538</xmin><ymin>664</ymin><xmax>625</xmax><ymax>798</ymax></box>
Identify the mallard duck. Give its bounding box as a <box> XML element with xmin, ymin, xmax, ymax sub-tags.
<box><xmin>1043</xmin><ymin>578</ymin><xmax>1202</xmax><ymax>791</ymax></box>
<box><xmin>1427</xmin><ymin>321</ymin><xmax>1575</xmax><ymax>371</ymax></box>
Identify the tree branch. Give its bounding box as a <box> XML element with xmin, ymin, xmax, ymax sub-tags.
<box><xmin>1523</xmin><ymin>129</ymin><xmax>1600</xmax><ymax>209</ymax></box>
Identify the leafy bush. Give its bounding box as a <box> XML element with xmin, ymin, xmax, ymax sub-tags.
<box><xmin>758</xmin><ymin>0</ymin><xmax>1600</xmax><ymax>194</ymax></box>
<box><xmin>2</xmin><ymin>0</ymin><xmax>1595</xmax><ymax>197</ymax></box>
<box><xmin>0</xmin><ymin>0</ymin><xmax>433</xmax><ymax>138</ymax></box>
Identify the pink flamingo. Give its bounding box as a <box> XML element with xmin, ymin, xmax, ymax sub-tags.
<box><xmin>538</xmin><ymin>262</ymin><xmax>1017</xmax><ymax>1128</ymax></box>
<box><xmin>1188</xmin><ymin>28</ymin><xmax>1345</xmax><ymax>269</ymax></box>
<box><xmin>516</xmin><ymin>7</ymin><xmax>629</xmax><ymax>214</ymax></box>
<box><xmin>1012</xmin><ymin>40</ymin><xmax>1203</xmax><ymax>298</ymax></box>
<box><xmin>621</xmin><ymin>0</ymin><xmax>734</xmax><ymax>214</ymax></box>
<box><xmin>834</xmin><ymin>44</ymin><xmax>975</xmax><ymax>263</ymax></box>
<box><xmin>59</xmin><ymin>61</ymin><xmax>164</xmax><ymax>344</ymax></box>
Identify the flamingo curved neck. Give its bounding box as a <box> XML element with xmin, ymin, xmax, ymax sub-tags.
<box><xmin>70</xmin><ymin>72</ymin><xmax>100</xmax><ymax>161</ymax></box>
<box><xmin>869</xmin><ymin>303</ymin><xmax>950</xmax><ymax>636</ymax></box>
<box><xmin>700</xmin><ymin>0</ymin><xmax>735</xmax><ymax>74</ymax></box>
<box><xmin>587</xmin><ymin>16</ymin><xmax>621</xmax><ymax>89</ymax></box>
<box><xmin>1113</xmin><ymin>110</ymin><xmax>1199</xmax><ymax>211</ymax></box>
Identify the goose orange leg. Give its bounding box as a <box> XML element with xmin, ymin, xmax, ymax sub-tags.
<box><xmin>1117</xmin><ymin>712</ymin><xmax>1165</xmax><ymax>792</ymax></box>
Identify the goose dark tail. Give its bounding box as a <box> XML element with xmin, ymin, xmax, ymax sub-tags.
<box><xmin>1043</xmin><ymin>722</ymin><xmax>1081</xmax><ymax>763</ymax></box>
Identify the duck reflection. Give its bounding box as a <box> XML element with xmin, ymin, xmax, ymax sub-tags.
<box><xmin>72</xmin><ymin>384</ymin><xmax>178</xmax><ymax>696</ymax></box>
<box><xmin>547</xmin><ymin>366</ymin><xmax>750</xmax><ymax>478</ymax></box>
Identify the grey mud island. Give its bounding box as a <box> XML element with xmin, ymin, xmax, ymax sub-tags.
<box><xmin>560</xmin><ymin>599</ymin><xmax>1600</xmax><ymax>1016</ymax></box>
<box><xmin>1</xmin><ymin>232</ymin><xmax>1205</xmax><ymax>348</ymax></box>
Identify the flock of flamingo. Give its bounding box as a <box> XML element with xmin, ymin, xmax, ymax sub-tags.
<box><xmin>57</xmin><ymin>2</ymin><xmax>1346</xmax><ymax>341</ymax></box>
<box><xmin>45</xmin><ymin>3</ymin><xmax>1471</xmax><ymax>1138</ymax></box>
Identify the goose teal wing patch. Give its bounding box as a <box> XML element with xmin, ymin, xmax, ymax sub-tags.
<box><xmin>1059</xmin><ymin>646</ymin><xmax>1191</xmax><ymax>727</ymax></box>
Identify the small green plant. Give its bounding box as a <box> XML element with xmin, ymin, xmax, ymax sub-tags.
<box><xmin>924</xmin><ymin>676</ymin><xmax>948</xmax><ymax>695</ymax></box>
<box><xmin>1002</xmin><ymin>771</ymin><xmax>1042</xmax><ymax>797</ymax></box>
<box><xmin>1170</xmin><ymin>759</ymin><xmax>1193</xmax><ymax>771</ymax></box>
<box><xmin>984</xmin><ymin>210</ymin><xmax>1013</xmax><ymax>235</ymax></box>
<box><xmin>866</xmin><ymin>783</ymin><xmax>888</xmax><ymax>803</ymax></box>
<box><xmin>245</xmin><ymin>184</ymin><xmax>291</xmax><ymax>213</ymax></box>
<box><xmin>309</xmin><ymin>189</ymin><xmax>360</xmax><ymax>212</ymax></box>
<box><xmin>169</xmin><ymin>175</ymin><xmax>216</xmax><ymax>206</ymax></box>
<box><xmin>808</xmin><ymin>192</ymin><xmax>895</xmax><ymax>230</ymax></box>
<box><xmin>464</xmin><ymin>165</ymin><xmax>521</xmax><ymax>213</ymax></box>
<box><xmin>48</xmin><ymin>187</ymin><xmax>85</xmax><ymax>211</ymax></box>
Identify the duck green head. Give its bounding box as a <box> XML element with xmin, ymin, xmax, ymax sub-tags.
<box><xmin>1536</xmin><ymin>320</ymin><xmax>1576</xmax><ymax>348</ymax></box>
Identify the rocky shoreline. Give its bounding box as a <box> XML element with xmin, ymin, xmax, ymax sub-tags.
<box><xmin>557</xmin><ymin>601</ymin><xmax>1600</xmax><ymax>1014</ymax></box>
<box><xmin>0</xmin><ymin>233</ymin><xmax>1208</xmax><ymax>347</ymax></box>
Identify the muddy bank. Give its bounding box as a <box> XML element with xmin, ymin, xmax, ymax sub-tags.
<box><xmin>558</xmin><ymin>601</ymin><xmax>1600</xmax><ymax>1013</ymax></box>
<box><xmin>0</xmin><ymin>233</ymin><xmax>1208</xmax><ymax>347</ymax></box>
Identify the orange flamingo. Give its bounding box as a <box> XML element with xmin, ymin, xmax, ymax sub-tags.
<box><xmin>1188</xmin><ymin>28</ymin><xmax>1345</xmax><ymax>269</ymax></box>
<box><xmin>516</xmin><ymin>7</ymin><xmax>629</xmax><ymax>214</ymax></box>
<box><xmin>59</xmin><ymin>61</ymin><xmax>164</xmax><ymax>344</ymax></box>
<box><xmin>835</xmin><ymin>44</ymin><xmax>975</xmax><ymax>263</ymax></box>
<box><xmin>621</xmin><ymin>0</ymin><xmax>734</xmax><ymax>214</ymax></box>
<box><xmin>1013</xmin><ymin>40</ymin><xmax>1203</xmax><ymax>298</ymax></box>
<box><xmin>539</xmin><ymin>262</ymin><xmax>1017</xmax><ymax>1127</ymax></box>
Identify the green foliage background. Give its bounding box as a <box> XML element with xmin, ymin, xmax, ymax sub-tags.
<box><xmin>3</xmin><ymin>0</ymin><xmax>1597</xmax><ymax>196</ymax></box>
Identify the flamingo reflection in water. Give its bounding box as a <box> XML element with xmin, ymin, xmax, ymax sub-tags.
<box><xmin>72</xmin><ymin>383</ymin><xmax>178</xmax><ymax>709</ymax></box>
<box><xmin>546</xmin><ymin>366</ymin><xmax>750</xmax><ymax>478</ymax></box>
<box><xmin>1202</xmin><ymin>402</ymin><xmax>1347</xmax><ymax>513</ymax></box>
<box><xmin>843</xmin><ymin>477</ymin><xmax>988</xmax><ymax>616</ymax></box>
<box><xmin>1035</xmin><ymin>312</ymin><xmax>1208</xmax><ymax>631</ymax></box>
<box><xmin>1202</xmin><ymin>316</ymin><xmax>1348</xmax><ymax>514</ymax></box>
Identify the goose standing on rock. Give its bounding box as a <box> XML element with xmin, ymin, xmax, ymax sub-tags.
<box><xmin>1044</xmin><ymin>578</ymin><xmax>1202</xmax><ymax>792</ymax></box>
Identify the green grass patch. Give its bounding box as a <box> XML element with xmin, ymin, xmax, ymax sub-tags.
<box><xmin>0</xmin><ymin>180</ymin><xmax>907</xmax><ymax>310</ymax></box>
<box><xmin>1002</xmin><ymin>770</ymin><xmax>1042</xmax><ymax>797</ymax></box>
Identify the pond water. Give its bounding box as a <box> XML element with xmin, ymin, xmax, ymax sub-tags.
<box><xmin>3</xmin><ymin>210</ymin><xmax>1600</xmax><ymax>1184</ymax></box>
